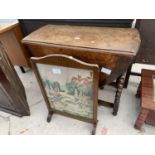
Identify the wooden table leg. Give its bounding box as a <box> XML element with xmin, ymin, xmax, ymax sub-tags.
<box><xmin>92</xmin><ymin>120</ymin><xmax>98</xmax><ymax>135</ymax></box>
<box><xmin>124</xmin><ymin>64</ymin><xmax>132</xmax><ymax>88</ymax></box>
<box><xmin>19</xmin><ymin>66</ymin><xmax>26</xmax><ymax>73</ymax></box>
<box><xmin>113</xmin><ymin>74</ymin><xmax>125</xmax><ymax>116</ymax></box>
<box><xmin>136</xmin><ymin>81</ymin><xmax>141</xmax><ymax>98</ymax></box>
<box><xmin>134</xmin><ymin>108</ymin><xmax>149</xmax><ymax>130</ymax></box>
<box><xmin>47</xmin><ymin>111</ymin><xmax>54</xmax><ymax>122</ymax></box>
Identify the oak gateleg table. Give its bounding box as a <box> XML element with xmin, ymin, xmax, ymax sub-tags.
<box><xmin>22</xmin><ymin>24</ymin><xmax>140</xmax><ymax>115</ymax></box>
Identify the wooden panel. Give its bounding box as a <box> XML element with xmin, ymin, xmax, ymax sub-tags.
<box><xmin>14</xmin><ymin>24</ymin><xmax>31</xmax><ymax>66</ymax></box>
<box><xmin>141</xmin><ymin>69</ymin><xmax>155</xmax><ymax>110</ymax></box>
<box><xmin>19</xmin><ymin>19</ymin><xmax>134</xmax><ymax>36</ymax></box>
<box><xmin>0</xmin><ymin>21</ymin><xmax>31</xmax><ymax>67</ymax></box>
<box><xmin>0</xmin><ymin>21</ymin><xmax>18</xmax><ymax>34</ymax></box>
<box><xmin>136</xmin><ymin>19</ymin><xmax>155</xmax><ymax>64</ymax></box>
<box><xmin>0</xmin><ymin>29</ymin><xmax>29</xmax><ymax>67</ymax></box>
<box><xmin>27</xmin><ymin>44</ymin><xmax>133</xmax><ymax>85</ymax></box>
<box><xmin>0</xmin><ymin>42</ymin><xmax>30</xmax><ymax>116</ymax></box>
<box><xmin>140</xmin><ymin>70</ymin><xmax>155</xmax><ymax>126</ymax></box>
<box><xmin>0</xmin><ymin>82</ymin><xmax>16</xmax><ymax>111</ymax></box>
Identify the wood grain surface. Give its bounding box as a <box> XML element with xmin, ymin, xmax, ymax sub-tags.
<box><xmin>23</xmin><ymin>25</ymin><xmax>140</xmax><ymax>55</ymax></box>
<box><xmin>22</xmin><ymin>24</ymin><xmax>141</xmax><ymax>85</ymax></box>
<box><xmin>0</xmin><ymin>21</ymin><xmax>18</xmax><ymax>34</ymax></box>
<box><xmin>141</xmin><ymin>69</ymin><xmax>155</xmax><ymax>110</ymax></box>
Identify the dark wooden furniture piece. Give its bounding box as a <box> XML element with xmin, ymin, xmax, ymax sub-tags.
<box><xmin>0</xmin><ymin>20</ymin><xmax>31</xmax><ymax>73</ymax></box>
<box><xmin>18</xmin><ymin>19</ymin><xmax>135</xmax><ymax>77</ymax></box>
<box><xmin>124</xmin><ymin>20</ymin><xmax>155</xmax><ymax>88</ymax></box>
<box><xmin>19</xmin><ymin>19</ymin><xmax>134</xmax><ymax>36</ymax></box>
<box><xmin>18</xmin><ymin>19</ymin><xmax>134</xmax><ymax>72</ymax></box>
<box><xmin>135</xmin><ymin>69</ymin><xmax>155</xmax><ymax>130</ymax></box>
<box><xmin>18</xmin><ymin>19</ymin><xmax>134</xmax><ymax>71</ymax></box>
<box><xmin>0</xmin><ymin>42</ymin><xmax>30</xmax><ymax>116</ymax></box>
<box><xmin>22</xmin><ymin>24</ymin><xmax>140</xmax><ymax>115</ymax></box>
<box><xmin>31</xmin><ymin>54</ymin><xmax>99</xmax><ymax>134</ymax></box>
<box><xmin>135</xmin><ymin>20</ymin><xmax>155</xmax><ymax>65</ymax></box>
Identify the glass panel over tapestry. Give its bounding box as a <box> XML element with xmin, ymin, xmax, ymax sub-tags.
<box><xmin>36</xmin><ymin>63</ymin><xmax>94</xmax><ymax>119</ymax></box>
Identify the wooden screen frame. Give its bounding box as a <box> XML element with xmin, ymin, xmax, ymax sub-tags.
<box><xmin>153</xmin><ymin>75</ymin><xmax>155</xmax><ymax>101</ymax></box>
<box><xmin>30</xmin><ymin>54</ymin><xmax>99</xmax><ymax>125</ymax></box>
